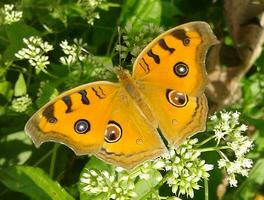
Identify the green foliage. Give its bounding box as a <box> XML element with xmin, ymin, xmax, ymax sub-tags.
<box><xmin>0</xmin><ymin>166</ymin><xmax>74</xmax><ymax>200</ymax></box>
<box><xmin>0</xmin><ymin>0</ymin><xmax>263</xmax><ymax>200</ymax></box>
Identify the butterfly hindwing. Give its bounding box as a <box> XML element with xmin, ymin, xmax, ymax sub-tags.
<box><xmin>137</xmin><ymin>83</ymin><xmax>208</xmax><ymax>146</ymax></box>
<box><xmin>96</xmin><ymin>88</ymin><xmax>166</xmax><ymax>169</ymax></box>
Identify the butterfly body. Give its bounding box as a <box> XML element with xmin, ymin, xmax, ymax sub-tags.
<box><xmin>25</xmin><ymin>22</ymin><xmax>217</xmax><ymax>169</ymax></box>
<box><xmin>116</xmin><ymin>67</ymin><xmax>158</xmax><ymax>127</ymax></box>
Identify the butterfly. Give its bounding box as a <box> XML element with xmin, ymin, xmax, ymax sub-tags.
<box><xmin>25</xmin><ymin>21</ymin><xmax>217</xmax><ymax>170</ymax></box>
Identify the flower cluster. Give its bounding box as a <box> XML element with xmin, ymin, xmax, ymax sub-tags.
<box><xmin>59</xmin><ymin>38</ymin><xmax>88</xmax><ymax>66</ymax></box>
<box><xmin>80</xmin><ymin>168</ymin><xmax>137</xmax><ymax>199</ymax></box>
<box><xmin>116</xmin><ymin>23</ymin><xmax>164</xmax><ymax>62</ymax></box>
<box><xmin>210</xmin><ymin>111</ymin><xmax>253</xmax><ymax>187</ymax></box>
<box><xmin>11</xmin><ymin>94</ymin><xmax>32</xmax><ymax>112</ymax></box>
<box><xmin>90</xmin><ymin>67</ymin><xmax>112</xmax><ymax>79</ymax></box>
<box><xmin>0</xmin><ymin>4</ymin><xmax>23</xmax><ymax>25</ymax></box>
<box><xmin>77</xmin><ymin>0</ymin><xmax>107</xmax><ymax>25</ymax></box>
<box><xmin>80</xmin><ymin>139</ymin><xmax>213</xmax><ymax>199</ymax></box>
<box><xmin>15</xmin><ymin>36</ymin><xmax>53</xmax><ymax>73</ymax></box>
<box><xmin>153</xmin><ymin>139</ymin><xmax>213</xmax><ymax>198</ymax></box>
<box><xmin>80</xmin><ymin>111</ymin><xmax>254</xmax><ymax>199</ymax></box>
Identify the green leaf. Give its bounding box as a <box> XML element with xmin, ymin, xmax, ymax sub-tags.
<box><xmin>36</xmin><ymin>82</ymin><xmax>58</xmax><ymax>108</ymax></box>
<box><xmin>0</xmin><ymin>131</ymin><xmax>32</xmax><ymax>167</ymax></box>
<box><xmin>3</xmin><ymin>22</ymin><xmax>39</xmax><ymax>61</ymax></box>
<box><xmin>0</xmin><ymin>80</ymin><xmax>13</xmax><ymax>102</ymax></box>
<box><xmin>81</xmin><ymin>156</ymin><xmax>114</xmax><ymax>171</ymax></box>
<box><xmin>161</xmin><ymin>1</ymin><xmax>183</xmax><ymax>25</ymax></box>
<box><xmin>14</xmin><ymin>73</ymin><xmax>27</xmax><ymax>97</ymax></box>
<box><xmin>120</xmin><ymin>0</ymin><xmax>162</xmax><ymax>28</ymax></box>
<box><xmin>0</xmin><ymin>166</ymin><xmax>74</xmax><ymax>200</ymax></box>
<box><xmin>133</xmin><ymin>169</ymin><xmax>162</xmax><ymax>199</ymax></box>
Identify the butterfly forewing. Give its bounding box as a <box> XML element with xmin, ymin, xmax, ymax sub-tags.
<box><xmin>25</xmin><ymin>81</ymin><xmax>119</xmax><ymax>155</ymax></box>
<box><xmin>133</xmin><ymin>21</ymin><xmax>218</xmax><ymax>96</ymax></box>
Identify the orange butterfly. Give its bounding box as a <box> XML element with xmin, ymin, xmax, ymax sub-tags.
<box><xmin>25</xmin><ymin>22</ymin><xmax>217</xmax><ymax>169</ymax></box>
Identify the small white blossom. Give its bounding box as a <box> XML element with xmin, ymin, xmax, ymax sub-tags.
<box><xmin>227</xmin><ymin>175</ymin><xmax>238</xmax><ymax>187</ymax></box>
<box><xmin>0</xmin><ymin>4</ymin><xmax>23</xmax><ymax>25</ymax></box>
<box><xmin>59</xmin><ymin>38</ymin><xmax>88</xmax><ymax>65</ymax></box>
<box><xmin>15</xmin><ymin>36</ymin><xmax>53</xmax><ymax>73</ymax></box>
<box><xmin>218</xmin><ymin>159</ymin><xmax>227</xmax><ymax>168</ymax></box>
<box><xmin>210</xmin><ymin>111</ymin><xmax>254</xmax><ymax>187</ymax></box>
<box><xmin>221</xmin><ymin>111</ymin><xmax>231</xmax><ymax>122</ymax></box>
<box><xmin>11</xmin><ymin>94</ymin><xmax>32</xmax><ymax>112</ymax></box>
<box><xmin>209</xmin><ymin>114</ymin><xmax>217</xmax><ymax>121</ymax></box>
<box><xmin>80</xmin><ymin>168</ymin><xmax>137</xmax><ymax>199</ymax></box>
<box><xmin>239</xmin><ymin>124</ymin><xmax>248</xmax><ymax>132</ymax></box>
<box><xmin>153</xmin><ymin>139</ymin><xmax>213</xmax><ymax>198</ymax></box>
<box><xmin>77</xmin><ymin>0</ymin><xmax>106</xmax><ymax>25</ymax></box>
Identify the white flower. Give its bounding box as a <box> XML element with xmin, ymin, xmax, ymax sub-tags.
<box><xmin>77</xmin><ymin>0</ymin><xmax>106</xmax><ymax>25</ymax></box>
<box><xmin>227</xmin><ymin>175</ymin><xmax>238</xmax><ymax>187</ymax></box>
<box><xmin>204</xmin><ymin>164</ymin><xmax>214</xmax><ymax>171</ymax></box>
<box><xmin>153</xmin><ymin>160</ymin><xmax>165</xmax><ymax>169</ymax></box>
<box><xmin>80</xmin><ymin>168</ymin><xmax>137</xmax><ymax>199</ymax></box>
<box><xmin>209</xmin><ymin>114</ymin><xmax>217</xmax><ymax>121</ymax></box>
<box><xmin>241</xmin><ymin>158</ymin><xmax>253</xmax><ymax>168</ymax></box>
<box><xmin>153</xmin><ymin>139</ymin><xmax>213</xmax><ymax>198</ymax></box>
<box><xmin>239</xmin><ymin>124</ymin><xmax>248</xmax><ymax>132</ymax></box>
<box><xmin>15</xmin><ymin>36</ymin><xmax>53</xmax><ymax>72</ymax></box>
<box><xmin>232</xmin><ymin>111</ymin><xmax>240</xmax><ymax>121</ymax></box>
<box><xmin>220</xmin><ymin>111</ymin><xmax>231</xmax><ymax>122</ymax></box>
<box><xmin>218</xmin><ymin>159</ymin><xmax>227</xmax><ymax>168</ymax></box>
<box><xmin>211</xmin><ymin>111</ymin><xmax>254</xmax><ymax>187</ymax></box>
<box><xmin>59</xmin><ymin>38</ymin><xmax>88</xmax><ymax>65</ymax></box>
<box><xmin>0</xmin><ymin>4</ymin><xmax>23</xmax><ymax>25</ymax></box>
<box><xmin>11</xmin><ymin>94</ymin><xmax>32</xmax><ymax>112</ymax></box>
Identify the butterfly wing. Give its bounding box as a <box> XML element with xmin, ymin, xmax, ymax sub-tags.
<box><xmin>137</xmin><ymin>84</ymin><xmax>208</xmax><ymax>146</ymax></box>
<box><xmin>96</xmin><ymin>88</ymin><xmax>166</xmax><ymax>169</ymax></box>
<box><xmin>132</xmin><ymin>21</ymin><xmax>217</xmax><ymax>96</ymax></box>
<box><xmin>25</xmin><ymin>81</ymin><xmax>166</xmax><ymax>169</ymax></box>
<box><xmin>25</xmin><ymin>81</ymin><xmax>119</xmax><ymax>155</ymax></box>
<box><xmin>132</xmin><ymin>22</ymin><xmax>216</xmax><ymax>145</ymax></box>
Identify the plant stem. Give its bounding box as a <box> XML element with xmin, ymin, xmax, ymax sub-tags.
<box><xmin>33</xmin><ymin>149</ymin><xmax>54</xmax><ymax>167</ymax></box>
<box><xmin>42</xmin><ymin>68</ymin><xmax>58</xmax><ymax>78</ymax></box>
<box><xmin>26</xmin><ymin>66</ymin><xmax>32</xmax><ymax>87</ymax></box>
<box><xmin>198</xmin><ymin>146</ymin><xmax>230</xmax><ymax>153</ymax></box>
<box><xmin>204</xmin><ymin>179</ymin><xmax>209</xmax><ymax>200</ymax></box>
<box><xmin>49</xmin><ymin>144</ymin><xmax>59</xmax><ymax>178</ymax></box>
<box><xmin>155</xmin><ymin>171</ymin><xmax>172</xmax><ymax>189</ymax></box>
<box><xmin>195</xmin><ymin>135</ymin><xmax>215</xmax><ymax>148</ymax></box>
<box><xmin>217</xmin><ymin>150</ymin><xmax>229</xmax><ymax>161</ymax></box>
<box><xmin>107</xmin><ymin>27</ymin><xmax>118</xmax><ymax>56</ymax></box>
